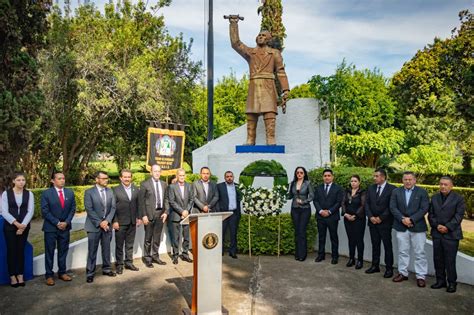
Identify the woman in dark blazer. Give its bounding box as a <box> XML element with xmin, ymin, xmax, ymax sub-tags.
<box><xmin>341</xmin><ymin>175</ymin><xmax>366</xmax><ymax>269</ymax></box>
<box><xmin>1</xmin><ymin>172</ymin><xmax>34</xmax><ymax>287</ymax></box>
<box><xmin>288</xmin><ymin>167</ymin><xmax>314</xmax><ymax>261</ymax></box>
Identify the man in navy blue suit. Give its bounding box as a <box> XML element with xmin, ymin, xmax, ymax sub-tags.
<box><xmin>40</xmin><ymin>171</ymin><xmax>76</xmax><ymax>286</ymax></box>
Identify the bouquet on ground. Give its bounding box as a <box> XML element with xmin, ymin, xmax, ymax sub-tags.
<box><xmin>239</xmin><ymin>184</ymin><xmax>287</xmax><ymax>218</ymax></box>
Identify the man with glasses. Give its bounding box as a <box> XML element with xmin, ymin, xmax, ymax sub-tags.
<box><xmin>84</xmin><ymin>171</ymin><xmax>117</xmax><ymax>283</ymax></box>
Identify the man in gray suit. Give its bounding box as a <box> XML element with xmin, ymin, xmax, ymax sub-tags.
<box><xmin>138</xmin><ymin>164</ymin><xmax>169</xmax><ymax>268</ymax></box>
<box><xmin>84</xmin><ymin>171</ymin><xmax>117</xmax><ymax>283</ymax></box>
<box><xmin>390</xmin><ymin>171</ymin><xmax>429</xmax><ymax>288</ymax></box>
<box><xmin>193</xmin><ymin>166</ymin><xmax>219</xmax><ymax>213</ymax></box>
<box><xmin>168</xmin><ymin>168</ymin><xmax>194</xmax><ymax>264</ymax></box>
<box><xmin>112</xmin><ymin>169</ymin><xmax>140</xmax><ymax>274</ymax></box>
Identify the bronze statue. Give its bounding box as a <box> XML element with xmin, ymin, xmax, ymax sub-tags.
<box><xmin>225</xmin><ymin>15</ymin><xmax>289</xmax><ymax>145</ymax></box>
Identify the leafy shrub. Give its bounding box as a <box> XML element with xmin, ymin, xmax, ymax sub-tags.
<box><xmin>308</xmin><ymin>166</ymin><xmax>374</xmax><ymax>190</ymax></box>
<box><xmin>390</xmin><ymin>172</ymin><xmax>474</xmax><ymax>187</ymax></box>
<box><xmin>237</xmin><ymin>214</ymin><xmax>317</xmax><ymax>255</ymax></box>
<box><xmin>239</xmin><ymin>159</ymin><xmax>288</xmax><ymax>187</ymax></box>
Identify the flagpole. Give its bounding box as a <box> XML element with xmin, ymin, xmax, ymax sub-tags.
<box><xmin>207</xmin><ymin>0</ymin><xmax>214</xmax><ymax>142</ymax></box>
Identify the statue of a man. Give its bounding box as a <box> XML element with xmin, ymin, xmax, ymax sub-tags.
<box><xmin>227</xmin><ymin>16</ymin><xmax>289</xmax><ymax>145</ymax></box>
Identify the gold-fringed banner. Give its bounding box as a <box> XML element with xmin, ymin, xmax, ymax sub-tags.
<box><xmin>146</xmin><ymin>127</ymin><xmax>185</xmax><ymax>176</ymax></box>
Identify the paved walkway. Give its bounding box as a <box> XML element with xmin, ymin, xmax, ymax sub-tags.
<box><xmin>0</xmin><ymin>255</ymin><xmax>472</xmax><ymax>314</ymax></box>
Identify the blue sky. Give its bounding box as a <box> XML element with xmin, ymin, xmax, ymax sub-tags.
<box><xmin>67</xmin><ymin>0</ymin><xmax>470</xmax><ymax>86</ymax></box>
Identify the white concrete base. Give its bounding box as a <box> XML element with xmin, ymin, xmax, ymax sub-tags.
<box><xmin>33</xmin><ymin>224</ymin><xmax>172</xmax><ymax>276</ymax></box>
<box><xmin>192</xmin><ymin>98</ymin><xmax>331</xmax><ymax>182</ymax></box>
<box><xmin>318</xmin><ymin>215</ymin><xmax>474</xmax><ymax>285</ymax></box>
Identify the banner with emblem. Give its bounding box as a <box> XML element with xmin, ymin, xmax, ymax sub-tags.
<box><xmin>146</xmin><ymin>127</ymin><xmax>185</xmax><ymax>176</ymax></box>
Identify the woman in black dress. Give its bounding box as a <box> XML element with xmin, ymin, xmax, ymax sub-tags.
<box><xmin>341</xmin><ymin>175</ymin><xmax>366</xmax><ymax>269</ymax></box>
<box><xmin>288</xmin><ymin>167</ymin><xmax>314</xmax><ymax>261</ymax></box>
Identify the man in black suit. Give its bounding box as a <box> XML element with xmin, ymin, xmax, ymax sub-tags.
<box><xmin>193</xmin><ymin>166</ymin><xmax>219</xmax><ymax>213</ymax></box>
<box><xmin>313</xmin><ymin>169</ymin><xmax>344</xmax><ymax>264</ymax></box>
<box><xmin>390</xmin><ymin>171</ymin><xmax>429</xmax><ymax>288</ymax></box>
<box><xmin>428</xmin><ymin>176</ymin><xmax>466</xmax><ymax>293</ymax></box>
<box><xmin>138</xmin><ymin>164</ymin><xmax>169</xmax><ymax>268</ymax></box>
<box><xmin>217</xmin><ymin>171</ymin><xmax>242</xmax><ymax>259</ymax></box>
<box><xmin>40</xmin><ymin>171</ymin><xmax>76</xmax><ymax>286</ymax></box>
<box><xmin>168</xmin><ymin>168</ymin><xmax>194</xmax><ymax>264</ymax></box>
<box><xmin>84</xmin><ymin>171</ymin><xmax>117</xmax><ymax>283</ymax></box>
<box><xmin>112</xmin><ymin>169</ymin><xmax>140</xmax><ymax>274</ymax></box>
<box><xmin>365</xmin><ymin>168</ymin><xmax>396</xmax><ymax>278</ymax></box>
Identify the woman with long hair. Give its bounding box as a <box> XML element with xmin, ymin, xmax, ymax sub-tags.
<box><xmin>341</xmin><ymin>175</ymin><xmax>366</xmax><ymax>269</ymax></box>
<box><xmin>288</xmin><ymin>167</ymin><xmax>314</xmax><ymax>261</ymax></box>
<box><xmin>1</xmin><ymin>172</ymin><xmax>34</xmax><ymax>287</ymax></box>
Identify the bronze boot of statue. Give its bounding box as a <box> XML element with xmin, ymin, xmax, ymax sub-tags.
<box><xmin>264</xmin><ymin>118</ymin><xmax>276</xmax><ymax>145</ymax></box>
<box><xmin>246</xmin><ymin>119</ymin><xmax>257</xmax><ymax>145</ymax></box>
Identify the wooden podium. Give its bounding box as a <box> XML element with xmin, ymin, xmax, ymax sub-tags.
<box><xmin>181</xmin><ymin>212</ymin><xmax>232</xmax><ymax>315</ymax></box>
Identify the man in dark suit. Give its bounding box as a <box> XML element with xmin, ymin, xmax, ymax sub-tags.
<box><xmin>217</xmin><ymin>171</ymin><xmax>242</xmax><ymax>259</ymax></box>
<box><xmin>40</xmin><ymin>171</ymin><xmax>76</xmax><ymax>286</ymax></box>
<box><xmin>313</xmin><ymin>169</ymin><xmax>344</xmax><ymax>264</ymax></box>
<box><xmin>193</xmin><ymin>166</ymin><xmax>219</xmax><ymax>213</ymax></box>
<box><xmin>138</xmin><ymin>164</ymin><xmax>169</xmax><ymax>268</ymax></box>
<box><xmin>84</xmin><ymin>171</ymin><xmax>117</xmax><ymax>283</ymax></box>
<box><xmin>428</xmin><ymin>176</ymin><xmax>466</xmax><ymax>293</ymax></box>
<box><xmin>390</xmin><ymin>171</ymin><xmax>429</xmax><ymax>287</ymax></box>
<box><xmin>168</xmin><ymin>168</ymin><xmax>194</xmax><ymax>264</ymax></box>
<box><xmin>112</xmin><ymin>169</ymin><xmax>140</xmax><ymax>274</ymax></box>
<box><xmin>365</xmin><ymin>168</ymin><xmax>396</xmax><ymax>278</ymax></box>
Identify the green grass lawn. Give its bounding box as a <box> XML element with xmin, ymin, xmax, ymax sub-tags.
<box><xmin>459</xmin><ymin>230</ymin><xmax>474</xmax><ymax>256</ymax></box>
<box><xmin>30</xmin><ymin>229</ymin><xmax>87</xmax><ymax>257</ymax></box>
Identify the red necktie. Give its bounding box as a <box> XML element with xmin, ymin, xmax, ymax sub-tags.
<box><xmin>59</xmin><ymin>190</ymin><xmax>65</xmax><ymax>209</ymax></box>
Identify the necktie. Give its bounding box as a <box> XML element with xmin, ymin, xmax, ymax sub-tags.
<box><xmin>325</xmin><ymin>184</ymin><xmax>329</xmax><ymax>195</ymax></box>
<box><xmin>58</xmin><ymin>190</ymin><xmax>65</xmax><ymax>209</ymax></box>
<box><xmin>376</xmin><ymin>186</ymin><xmax>381</xmax><ymax>198</ymax></box>
<box><xmin>155</xmin><ymin>181</ymin><xmax>161</xmax><ymax>209</ymax></box>
<box><xmin>101</xmin><ymin>189</ymin><xmax>107</xmax><ymax>209</ymax></box>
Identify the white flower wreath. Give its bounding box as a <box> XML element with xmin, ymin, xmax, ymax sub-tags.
<box><xmin>239</xmin><ymin>184</ymin><xmax>287</xmax><ymax>218</ymax></box>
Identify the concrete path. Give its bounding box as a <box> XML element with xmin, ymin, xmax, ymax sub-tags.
<box><xmin>0</xmin><ymin>254</ymin><xmax>472</xmax><ymax>314</ymax></box>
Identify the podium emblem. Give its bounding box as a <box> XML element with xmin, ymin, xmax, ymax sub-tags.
<box><xmin>202</xmin><ymin>233</ymin><xmax>218</xmax><ymax>249</ymax></box>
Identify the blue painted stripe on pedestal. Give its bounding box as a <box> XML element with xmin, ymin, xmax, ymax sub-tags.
<box><xmin>235</xmin><ymin>145</ymin><xmax>285</xmax><ymax>153</ymax></box>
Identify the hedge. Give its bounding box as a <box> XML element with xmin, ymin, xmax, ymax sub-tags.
<box><xmin>390</xmin><ymin>172</ymin><xmax>474</xmax><ymax>188</ymax></box>
<box><xmin>308</xmin><ymin>167</ymin><xmax>474</xmax><ymax>219</ymax></box>
<box><xmin>236</xmin><ymin>214</ymin><xmax>317</xmax><ymax>255</ymax></box>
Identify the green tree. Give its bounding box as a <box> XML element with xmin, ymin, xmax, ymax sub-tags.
<box><xmin>309</xmin><ymin>61</ymin><xmax>397</xmax><ymax>135</ymax></box>
<box><xmin>390</xmin><ymin>10</ymin><xmax>473</xmax><ymax>171</ymax></box>
<box><xmin>38</xmin><ymin>1</ymin><xmax>201</xmax><ymax>184</ymax></box>
<box><xmin>258</xmin><ymin>0</ymin><xmax>286</xmax><ymax>50</ymax></box>
<box><xmin>335</xmin><ymin>128</ymin><xmax>405</xmax><ymax>168</ymax></box>
<box><xmin>0</xmin><ymin>0</ymin><xmax>50</xmax><ymax>190</ymax></box>
<box><xmin>288</xmin><ymin>83</ymin><xmax>313</xmax><ymax>99</ymax></box>
<box><xmin>395</xmin><ymin>142</ymin><xmax>461</xmax><ymax>182</ymax></box>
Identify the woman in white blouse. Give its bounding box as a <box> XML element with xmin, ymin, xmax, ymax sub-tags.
<box><xmin>1</xmin><ymin>172</ymin><xmax>34</xmax><ymax>287</ymax></box>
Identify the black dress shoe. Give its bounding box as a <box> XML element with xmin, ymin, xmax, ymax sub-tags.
<box><xmin>17</xmin><ymin>282</ymin><xmax>25</xmax><ymax>287</ymax></box>
<box><xmin>10</xmin><ymin>283</ymin><xmax>19</xmax><ymax>288</ymax></box>
<box><xmin>180</xmin><ymin>255</ymin><xmax>193</xmax><ymax>263</ymax></box>
<box><xmin>365</xmin><ymin>266</ymin><xmax>380</xmax><ymax>274</ymax></box>
<box><xmin>315</xmin><ymin>256</ymin><xmax>325</xmax><ymax>262</ymax></box>
<box><xmin>447</xmin><ymin>283</ymin><xmax>457</xmax><ymax>293</ymax></box>
<box><xmin>152</xmin><ymin>258</ymin><xmax>166</xmax><ymax>265</ymax></box>
<box><xmin>430</xmin><ymin>282</ymin><xmax>447</xmax><ymax>289</ymax></box>
<box><xmin>384</xmin><ymin>269</ymin><xmax>394</xmax><ymax>278</ymax></box>
<box><xmin>346</xmin><ymin>258</ymin><xmax>355</xmax><ymax>267</ymax></box>
<box><xmin>116</xmin><ymin>266</ymin><xmax>123</xmax><ymax>275</ymax></box>
<box><xmin>86</xmin><ymin>276</ymin><xmax>94</xmax><ymax>283</ymax></box>
<box><xmin>144</xmin><ymin>262</ymin><xmax>154</xmax><ymax>268</ymax></box>
<box><xmin>331</xmin><ymin>258</ymin><xmax>338</xmax><ymax>265</ymax></box>
<box><xmin>172</xmin><ymin>257</ymin><xmax>178</xmax><ymax>265</ymax></box>
<box><xmin>230</xmin><ymin>254</ymin><xmax>238</xmax><ymax>259</ymax></box>
<box><xmin>102</xmin><ymin>271</ymin><xmax>117</xmax><ymax>277</ymax></box>
<box><xmin>125</xmin><ymin>264</ymin><xmax>139</xmax><ymax>271</ymax></box>
<box><xmin>355</xmin><ymin>260</ymin><xmax>363</xmax><ymax>270</ymax></box>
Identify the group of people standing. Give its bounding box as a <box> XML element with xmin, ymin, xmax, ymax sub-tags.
<box><xmin>0</xmin><ymin>165</ymin><xmax>242</xmax><ymax>287</ymax></box>
<box><xmin>288</xmin><ymin>167</ymin><xmax>466</xmax><ymax>293</ymax></box>
<box><xmin>1</xmin><ymin>166</ymin><xmax>466</xmax><ymax>294</ymax></box>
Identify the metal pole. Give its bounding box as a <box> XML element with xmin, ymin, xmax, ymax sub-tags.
<box><xmin>207</xmin><ymin>0</ymin><xmax>214</xmax><ymax>142</ymax></box>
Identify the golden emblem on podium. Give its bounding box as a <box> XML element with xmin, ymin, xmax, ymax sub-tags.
<box><xmin>202</xmin><ymin>233</ymin><xmax>218</xmax><ymax>249</ymax></box>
